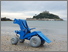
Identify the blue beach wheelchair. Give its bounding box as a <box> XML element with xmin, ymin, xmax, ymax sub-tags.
<box><xmin>11</xmin><ymin>19</ymin><xmax>51</xmax><ymax>47</ymax></box>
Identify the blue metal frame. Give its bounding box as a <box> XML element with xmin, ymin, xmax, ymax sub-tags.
<box><xmin>13</xmin><ymin>19</ymin><xmax>52</xmax><ymax>43</ymax></box>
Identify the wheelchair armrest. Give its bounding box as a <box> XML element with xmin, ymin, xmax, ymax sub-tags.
<box><xmin>15</xmin><ymin>29</ymin><xmax>26</xmax><ymax>34</ymax></box>
<box><xmin>30</xmin><ymin>28</ymin><xmax>36</xmax><ymax>30</ymax></box>
<box><xmin>15</xmin><ymin>30</ymin><xmax>20</xmax><ymax>34</ymax></box>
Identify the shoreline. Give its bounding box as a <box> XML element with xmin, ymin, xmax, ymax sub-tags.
<box><xmin>26</xmin><ymin>18</ymin><xmax>64</xmax><ymax>21</ymax></box>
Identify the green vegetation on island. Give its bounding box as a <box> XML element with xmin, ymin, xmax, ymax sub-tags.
<box><xmin>1</xmin><ymin>17</ymin><xmax>12</xmax><ymax>21</ymax></box>
<box><xmin>33</xmin><ymin>11</ymin><xmax>63</xmax><ymax>21</ymax></box>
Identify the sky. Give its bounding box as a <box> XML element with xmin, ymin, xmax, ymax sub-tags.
<box><xmin>1</xmin><ymin>1</ymin><xmax>67</xmax><ymax>20</ymax></box>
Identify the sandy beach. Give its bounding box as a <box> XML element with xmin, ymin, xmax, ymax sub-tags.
<box><xmin>1</xmin><ymin>21</ymin><xmax>67</xmax><ymax>51</ymax></box>
<box><xmin>1</xmin><ymin>33</ymin><xmax>67</xmax><ymax>51</ymax></box>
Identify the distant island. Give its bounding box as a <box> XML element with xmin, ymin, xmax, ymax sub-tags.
<box><xmin>26</xmin><ymin>11</ymin><xmax>63</xmax><ymax>21</ymax></box>
<box><xmin>1</xmin><ymin>11</ymin><xmax>64</xmax><ymax>21</ymax></box>
<box><xmin>1</xmin><ymin>17</ymin><xmax>12</xmax><ymax>21</ymax></box>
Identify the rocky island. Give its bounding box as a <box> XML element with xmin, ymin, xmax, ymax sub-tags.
<box><xmin>1</xmin><ymin>17</ymin><xmax>12</xmax><ymax>21</ymax></box>
<box><xmin>26</xmin><ymin>11</ymin><xmax>63</xmax><ymax>21</ymax></box>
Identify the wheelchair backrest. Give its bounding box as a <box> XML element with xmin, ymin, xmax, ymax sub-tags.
<box><xmin>13</xmin><ymin>19</ymin><xmax>30</xmax><ymax>34</ymax></box>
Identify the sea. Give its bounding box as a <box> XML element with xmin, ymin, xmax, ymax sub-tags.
<box><xmin>1</xmin><ymin>21</ymin><xmax>67</xmax><ymax>36</ymax></box>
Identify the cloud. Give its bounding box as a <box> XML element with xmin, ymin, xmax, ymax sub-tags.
<box><xmin>1</xmin><ymin>1</ymin><xmax>67</xmax><ymax>20</ymax></box>
<box><xmin>1</xmin><ymin>11</ymin><xmax>41</xmax><ymax>19</ymax></box>
<box><xmin>1</xmin><ymin>1</ymin><xmax>67</xmax><ymax>12</ymax></box>
<box><xmin>49</xmin><ymin>10</ymin><xmax>67</xmax><ymax>20</ymax></box>
<box><xmin>1</xmin><ymin>12</ymin><xmax>32</xmax><ymax>19</ymax></box>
